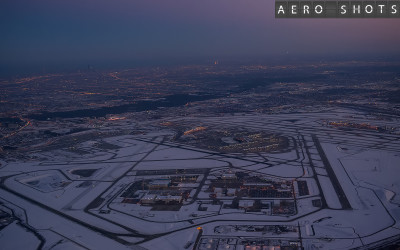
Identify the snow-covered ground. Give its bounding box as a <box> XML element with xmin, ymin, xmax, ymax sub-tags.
<box><xmin>1</xmin><ymin>109</ymin><xmax>399</xmax><ymax>249</ymax></box>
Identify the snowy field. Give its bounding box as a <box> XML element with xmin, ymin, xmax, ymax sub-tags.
<box><xmin>1</xmin><ymin>108</ymin><xmax>399</xmax><ymax>249</ymax></box>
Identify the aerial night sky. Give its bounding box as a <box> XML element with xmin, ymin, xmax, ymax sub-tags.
<box><xmin>1</xmin><ymin>0</ymin><xmax>400</xmax><ymax>74</ymax></box>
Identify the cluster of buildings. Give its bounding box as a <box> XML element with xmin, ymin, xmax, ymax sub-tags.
<box><xmin>198</xmin><ymin>237</ymin><xmax>302</xmax><ymax>250</ymax></box>
<box><xmin>120</xmin><ymin>177</ymin><xmax>198</xmax><ymax>207</ymax></box>
<box><xmin>210</xmin><ymin>171</ymin><xmax>294</xmax><ymax>199</ymax></box>
<box><xmin>326</xmin><ymin>120</ymin><xmax>394</xmax><ymax>133</ymax></box>
<box><xmin>140</xmin><ymin>193</ymin><xmax>182</xmax><ymax>205</ymax></box>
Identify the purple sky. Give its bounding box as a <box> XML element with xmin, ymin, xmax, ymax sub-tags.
<box><xmin>1</xmin><ymin>0</ymin><xmax>399</xmax><ymax>71</ymax></box>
